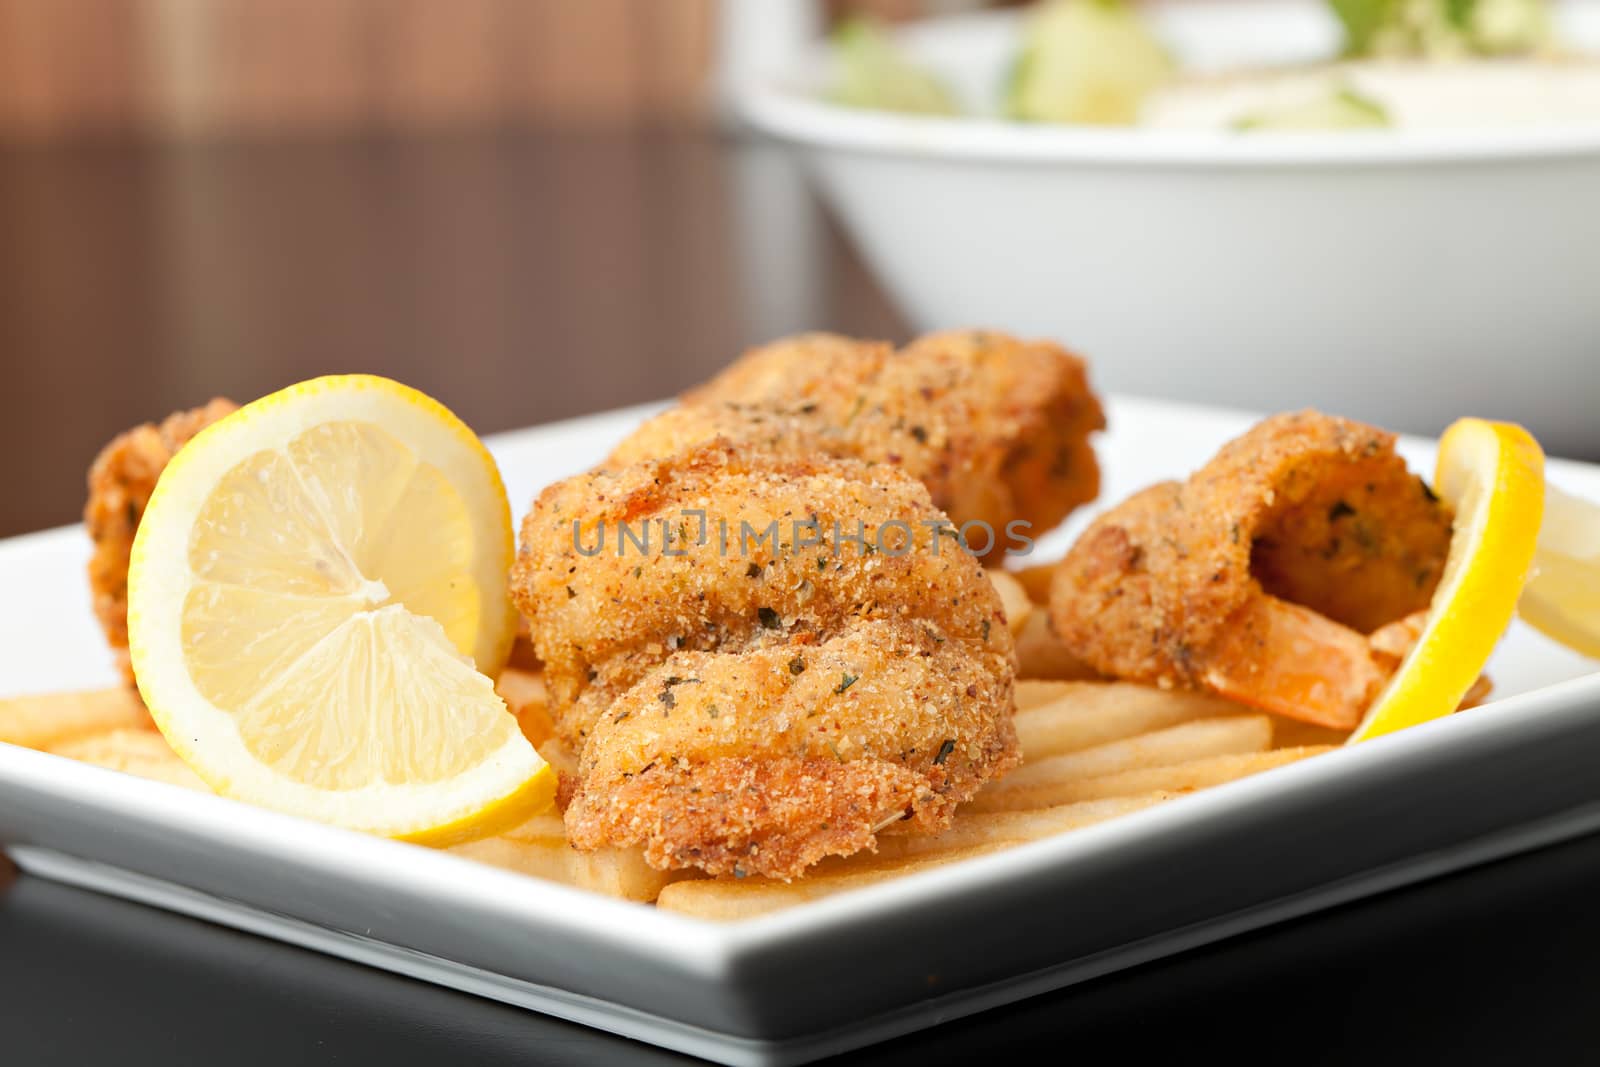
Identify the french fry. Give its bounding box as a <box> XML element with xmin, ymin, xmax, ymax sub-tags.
<box><xmin>1014</xmin><ymin>682</ymin><xmax>1251</xmax><ymax>759</ymax></box>
<box><xmin>34</xmin><ymin>717</ymin><xmax>673</xmax><ymax>900</ymax></box>
<box><xmin>452</xmin><ymin>822</ymin><xmax>679</xmax><ymax>902</ymax></box>
<box><xmin>865</xmin><ymin>794</ymin><xmax>1170</xmax><ymax>862</ymax></box>
<box><xmin>47</xmin><ymin>728</ymin><xmax>208</xmax><ymax>791</ymax></box>
<box><xmin>8</xmin><ymin>622</ymin><xmax>1342</xmax><ymax>917</ymax></box>
<box><xmin>989</xmin><ymin>716</ymin><xmax>1274</xmax><ymax>796</ymax></box>
<box><xmin>1015</xmin><ymin>611</ymin><xmax>1099</xmax><ymax>681</ymax></box>
<box><xmin>0</xmin><ymin>687</ymin><xmax>151</xmax><ymax>750</ymax></box>
<box><xmin>657</xmin><ymin>845</ymin><xmax>1004</xmax><ymax>920</ymax></box>
<box><xmin>493</xmin><ymin>666</ymin><xmax>581</xmax><ymax>775</ymax></box>
<box><xmin>540</xmin><ymin>739</ymin><xmax>580</xmax><ymax>779</ymax></box>
<box><xmin>497</xmin><ymin>813</ymin><xmax>568</xmax><ymax>843</ymax></box>
<box><xmin>658</xmin><ymin>795</ymin><xmax>1173</xmax><ymax>920</ymax></box>
<box><xmin>507</xmin><ymin>629</ymin><xmax>543</xmax><ymax>672</ymax></box>
<box><xmin>967</xmin><ymin>745</ymin><xmax>1332</xmax><ymax>813</ymax></box>
<box><xmin>1271</xmin><ymin>716</ymin><xmax>1351</xmax><ymax>749</ymax></box>
<box><xmin>1015</xmin><ymin>679</ymin><xmax>1079</xmax><ymax>711</ymax></box>
<box><xmin>496</xmin><ymin>666</ymin><xmax>555</xmax><ymax>747</ymax></box>
<box><xmin>663</xmin><ymin>732</ymin><xmax>1327</xmax><ymax>919</ymax></box>
<box><xmin>986</xmin><ymin>570</ymin><xmax>1033</xmax><ymax>636</ymax></box>
<box><xmin>1012</xmin><ymin>561</ymin><xmax>1059</xmax><ymax>605</ymax></box>
<box><xmin>496</xmin><ymin>666</ymin><xmax>548</xmax><ymax>716</ymax></box>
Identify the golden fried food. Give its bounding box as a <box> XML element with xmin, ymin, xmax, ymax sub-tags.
<box><xmin>514</xmin><ymin>441</ymin><xmax>1013</xmax><ymax>744</ymax></box>
<box><xmin>681</xmin><ymin>332</ymin><xmax>892</xmax><ymax>412</ymax></box>
<box><xmin>611</xmin><ymin>330</ymin><xmax>1105</xmax><ymax>556</ymax></box>
<box><xmin>0</xmin><ymin>686</ymin><xmax>153</xmax><ymax>750</ymax></box>
<box><xmin>517</xmin><ymin>330</ymin><xmax>1100</xmax><ymax>877</ymax></box>
<box><xmin>513</xmin><ymin>441</ymin><xmax>1017</xmax><ymax>878</ymax></box>
<box><xmin>1050</xmin><ymin>411</ymin><xmax>1453</xmax><ymax>728</ymax></box>
<box><xmin>564</xmin><ymin>618</ymin><xmax>1017</xmax><ymax>878</ymax></box>
<box><xmin>515</xmin><ymin>329</ymin><xmax>1099</xmax><ymax>877</ymax></box>
<box><xmin>1014</xmin><ymin>610</ymin><xmax>1101</xmax><ymax>681</ymax></box>
<box><xmin>85</xmin><ymin>399</ymin><xmax>237</xmax><ymax>681</ymax></box>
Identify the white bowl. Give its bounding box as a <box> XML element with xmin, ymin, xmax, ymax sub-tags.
<box><xmin>741</xmin><ymin>0</ymin><xmax>1600</xmax><ymax>455</ymax></box>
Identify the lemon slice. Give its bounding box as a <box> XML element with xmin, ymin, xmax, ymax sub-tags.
<box><xmin>1518</xmin><ymin>484</ymin><xmax>1600</xmax><ymax>659</ymax></box>
<box><xmin>127</xmin><ymin>375</ymin><xmax>551</xmax><ymax>844</ymax></box>
<box><xmin>1350</xmin><ymin>418</ymin><xmax>1545</xmax><ymax>743</ymax></box>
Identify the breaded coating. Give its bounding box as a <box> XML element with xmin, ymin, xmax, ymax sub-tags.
<box><xmin>611</xmin><ymin>330</ymin><xmax>1104</xmax><ymax>555</ymax></box>
<box><xmin>1051</xmin><ymin>480</ymin><xmax>1183</xmax><ymax>686</ymax></box>
<box><xmin>514</xmin><ymin>442</ymin><xmax>1014</xmax><ymax>745</ymax></box>
<box><xmin>681</xmin><ymin>332</ymin><xmax>892</xmax><ymax>412</ymax></box>
<box><xmin>565</xmin><ymin>619</ymin><xmax>1017</xmax><ymax>878</ymax></box>
<box><xmin>1186</xmin><ymin>409</ymin><xmax>1453</xmax><ymax>634</ymax></box>
<box><xmin>1050</xmin><ymin>411</ymin><xmax>1452</xmax><ymax>726</ymax></box>
<box><xmin>86</xmin><ymin>399</ymin><xmax>238</xmax><ymax>681</ymax></box>
<box><xmin>606</xmin><ymin>403</ymin><xmax>826</xmax><ymax>471</ymax></box>
<box><xmin>876</xmin><ymin>330</ymin><xmax>1104</xmax><ymax>544</ymax></box>
<box><xmin>513</xmin><ymin>442</ymin><xmax>1018</xmax><ymax>878</ymax></box>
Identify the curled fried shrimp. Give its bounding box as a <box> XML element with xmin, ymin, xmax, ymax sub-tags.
<box><xmin>514</xmin><ymin>442</ymin><xmax>1012</xmax><ymax>744</ymax></box>
<box><xmin>1050</xmin><ymin>411</ymin><xmax>1454</xmax><ymax>728</ymax></box>
<box><xmin>85</xmin><ymin>399</ymin><xmax>238</xmax><ymax>682</ymax></box>
<box><xmin>512</xmin><ymin>442</ymin><xmax>1018</xmax><ymax>878</ymax></box>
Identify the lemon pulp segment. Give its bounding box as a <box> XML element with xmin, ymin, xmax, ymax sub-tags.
<box><xmin>1518</xmin><ymin>484</ymin><xmax>1600</xmax><ymax>659</ymax></box>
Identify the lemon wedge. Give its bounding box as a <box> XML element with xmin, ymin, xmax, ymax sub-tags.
<box><xmin>1518</xmin><ymin>484</ymin><xmax>1600</xmax><ymax>659</ymax></box>
<box><xmin>1350</xmin><ymin>418</ymin><xmax>1545</xmax><ymax>743</ymax></box>
<box><xmin>127</xmin><ymin>375</ymin><xmax>552</xmax><ymax>844</ymax></box>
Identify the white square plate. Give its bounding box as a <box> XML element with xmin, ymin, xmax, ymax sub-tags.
<box><xmin>3</xmin><ymin>396</ymin><xmax>1599</xmax><ymax>1066</ymax></box>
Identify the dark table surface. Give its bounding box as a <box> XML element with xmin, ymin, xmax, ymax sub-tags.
<box><xmin>6</xmin><ymin>827</ymin><xmax>1600</xmax><ymax>1065</ymax></box>
<box><xmin>2</xmin><ymin>128</ymin><xmax>1596</xmax><ymax>1064</ymax></box>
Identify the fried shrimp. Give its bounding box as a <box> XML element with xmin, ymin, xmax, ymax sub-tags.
<box><xmin>565</xmin><ymin>618</ymin><xmax>1016</xmax><ymax>878</ymax></box>
<box><xmin>610</xmin><ymin>330</ymin><xmax>1105</xmax><ymax>554</ymax></box>
<box><xmin>86</xmin><ymin>399</ymin><xmax>238</xmax><ymax>681</ymax></box>
<box><xmin>1050</xmin><ymin>411</ymin><xmax>1453</xmax><ymax>729</ymax></box>
<box><xmin>512</xmin><ymin>329</ymin><xmax>1099</xmax><ymax>876</ymax></box>
<box><xmin>512</xmin><ymin>442</ymin><xmax>1018</xmax><ymax>878</ymax></box>
<box><xmin>514</xmin><ymin>442</ymin><xmax>1013</xmax><ymax>740</ymax></box>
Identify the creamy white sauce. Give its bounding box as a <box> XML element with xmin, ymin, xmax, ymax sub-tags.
<box><xmin>1143</xmin><ymin>58</ymin><xmax>1600</xmax><ymax>129</ymax></box>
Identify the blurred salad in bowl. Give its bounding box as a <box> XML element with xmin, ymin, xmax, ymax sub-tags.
<box><xmin>826</xmin><ymin>0</ymin><xmax>1599</xmax><ymax>130</ymax></box>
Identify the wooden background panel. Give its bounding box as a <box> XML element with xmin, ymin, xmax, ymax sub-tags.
<box><xmin>0</xmin><ymin>0</ymin><xmax>152</xmax><ymax>133</ymax></box>
<box><xmin>0</xmin><ymin>0</ymin><xmax>729</xmax><ymax>137</ymax></box>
